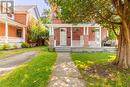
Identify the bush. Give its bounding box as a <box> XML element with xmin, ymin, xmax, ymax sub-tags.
<box><xmin>21</xmin><ymin>42</ymin><xmax>30</xmax><ymax>48</ymax></box>
<box><xmin>2</xmin><ymin>43</ymin><xmax>10</xmax><ymax>50</ymax></box>
<box><xmin>48</xmin><ymin>48</ymin><xmax>55</xmax><ymax>52</ymax></box>
<box><xmin>13</xmin><ymin>44</ymin><xmax>18</xmax><ymax>49</ymax></box>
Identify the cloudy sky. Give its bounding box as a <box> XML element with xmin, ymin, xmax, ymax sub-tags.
<box><xmin>15</xmin><ymin>0</ymin><xmax>49</xmax><ymax>16</ymax></box>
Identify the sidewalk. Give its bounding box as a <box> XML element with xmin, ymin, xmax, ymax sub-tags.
<box><xmin>47</xmin><ymin>52</ymin><xmax>85</xmax><ymax>87</ymax></box>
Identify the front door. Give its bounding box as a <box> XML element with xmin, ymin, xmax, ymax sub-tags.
<box><xmin>95</xmin><ymin>27</ymin><xmax>100</xmax><ymax>47</ymax></box>
<box><xmin>60</xmin><ymin>28</ymin><xmax>67</xmax><ymax>46</ymax></box>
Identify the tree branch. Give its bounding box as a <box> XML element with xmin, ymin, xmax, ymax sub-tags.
<box><xmin>111</xmin><ymin>25</ymin><xmax>119</xmax><ymax>37</ymax></box>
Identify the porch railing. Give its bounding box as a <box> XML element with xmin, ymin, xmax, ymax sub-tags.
<box><xmin>88</xmin><ymin>41</ymin><xmax>100</xmax><ymax>48</ymax></box>
<box><xmin>0</xmin><ymin>36</ymin><xmax>24</xmax><ymax>43</ymax></box>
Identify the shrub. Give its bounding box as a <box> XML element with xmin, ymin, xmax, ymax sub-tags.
<box><xmin>13</xmin><ymin>44</ymin><xmax>18</xmax><ymax>49</ymax></box>
<box><xmin>2</xmin><ymin>43</ymin><xmax>10</xmax><ymax>50</ymax></box>
<box><xmin>48</xmin><ymin>48</ymin><xmax>55</xmax><ymax>52</ymax></box>
<box><xmin>21</xmin><ymin>42</ymin><xmax>30</xmax><ymax>48</ymax></box>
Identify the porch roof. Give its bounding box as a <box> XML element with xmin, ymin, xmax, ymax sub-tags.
<box><xmin>0</xmin><ymin>15</ymin><xmax>26</xmax><ymax>27</ymax></box>
<box><xmin>45</xmin><ymin>23</ymin><xmax>101</xmax><ymax>28</ymax></box>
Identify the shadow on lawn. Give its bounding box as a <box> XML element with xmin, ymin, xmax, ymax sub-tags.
<box><xmin>82</xmin><ymin>63</ymin><xmax>130</xmax><ymax>86</ymax></box>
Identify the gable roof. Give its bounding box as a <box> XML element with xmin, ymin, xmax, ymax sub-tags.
<box><xmin>14</xmin><ymin>5</ymin><xmax>40</xmax><ymax>19</ymax></box>
<box><xmin>15</xmin><ymin>5</ymin><xmax>36</xmax><ymax>12</ymax></box>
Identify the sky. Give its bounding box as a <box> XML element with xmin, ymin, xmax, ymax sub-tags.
<box><xmin>14</xmin><ymin>0</ymin><xmax>49</xmax><ymax>16</ymax></box>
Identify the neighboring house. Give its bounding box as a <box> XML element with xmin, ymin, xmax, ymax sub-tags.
<box><xmin>46</xmin><ymin>8</ymin><xmax>108</xmax><ymax>50</ymax></box>
<box><xmin>0</xmin><ymin>5</ymin><xmax>40</xmax><ymax>47</ymax></box>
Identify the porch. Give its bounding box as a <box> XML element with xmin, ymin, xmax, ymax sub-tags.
<box><xmin>55</xmin><ymin>47</ymin><xmax>117</xmax><ymax>53</ymax></box>
<box><xmin>0</xmin><ymin>15</ymin><xmax>26</xmax><ymax>44</ymax></box>
<box><xmin>46</xmin><ymin>23</ymin><xmax>103</xmax><ymax>48</ymax></box>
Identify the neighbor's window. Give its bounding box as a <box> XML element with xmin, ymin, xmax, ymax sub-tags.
<box><xmin>16</xmin><ymin>27</ymin><xmax>22</xmax><ymax>37</ymax></box>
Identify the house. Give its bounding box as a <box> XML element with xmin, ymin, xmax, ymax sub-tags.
<box><xmin>0</xmin><ymin>5</ymin><xmax>40</xmax><ymax>47</ymax></box>
<box><xmin>46</xmin><ymin>7</ymin><xmax>108</xmax><ymax>51</ymax></box>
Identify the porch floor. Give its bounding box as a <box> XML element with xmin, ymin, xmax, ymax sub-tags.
<box><xmin>55</xmin><ymin>47</ymin><xmax>117</xmax><ymax>52</ymax></box>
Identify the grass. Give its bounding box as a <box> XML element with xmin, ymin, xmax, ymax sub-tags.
<box><xmin>0</xmin><ymin>46</ymin><xmax>57</xmax><ymax>87</ymax></box>
<box><xmin>71</xmin><ymin>52</ymin><xmax>130</xmax><ymax>87</ymax></box>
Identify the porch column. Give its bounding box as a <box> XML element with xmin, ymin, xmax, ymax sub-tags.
<box><xmin>83</xmin><ymin>26</ymin><xmax>86</xmax><ymax>35</ymax></box>
<box><xmin>49</xmin><ymin>26</ymin><xmax>54</xmax><ymax>48</ymax></box>
<box><xmin>87</xmin><ymin>27</ymin><xmax>89</xmax><ymax>35</ymax></box>
<box><xmin>83</xmin><ymin>27</ymin><xmax>88</xmax><ymax>47</ymax></box>
<box><xmin>99</xmin><ymin>27</ymin><xmax>102</xmax><ymax>47</ymax></box>
<box><xmin>71</xmin><ymin>26</ymin><xmax>73</xmax><ymax>47</ymax></box>
<box><xmin>83</xmin><ymin>27</ymin><xmax>89</xmax><ymax>47</ymax></box>
<box><xmin>23</xmin><ymin>27</ymin><xmax>26</xmax><ymax>42</ymax></box>
<box><xmin>5</xmin><ymin>17</ymin><xmax>8</xmax><ymax>43</ymax></box>
<box><xmin>83</xmin><ymin>26</ymin><xmax>86</xmax><ymax>47</ymax></box>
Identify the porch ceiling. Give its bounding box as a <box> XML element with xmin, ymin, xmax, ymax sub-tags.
<box><xmin>0</xmin><ymin>16</ymin><xmax>26</xmax><ymax>27</ymax></box>
<box><xmin>45</xmin><ymin>23</ymin><xmax>101</xmax><ymax>28</ymax></box>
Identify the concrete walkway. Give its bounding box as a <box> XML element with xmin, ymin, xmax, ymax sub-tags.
<box><xmin>0</xmin><ymin>51</ymin><xmax>37</xmax><ymax>76</ymax></box>
<box><xmin>47</xmin><ymin>53</ymin><xmax>85</xmax><ymax>87</ymax></box>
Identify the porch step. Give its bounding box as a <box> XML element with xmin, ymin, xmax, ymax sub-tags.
<box><xmin>55</xmin><ymin>47</ymin><xmax>71</xmax><ymax>52</ymax></box>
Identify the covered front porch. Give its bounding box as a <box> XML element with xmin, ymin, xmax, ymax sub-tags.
<box><xmin>46</xmin><ymin>24</ymin><xmax>103</xmax><ymax>48</ymax></box>
<box><xmin>0</xmin><ymin>15</ymin><xmax>26</xmax><ymax>44</ymax></box>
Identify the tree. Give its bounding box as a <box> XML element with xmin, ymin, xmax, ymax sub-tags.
<box><xmin>46</xmin><ymin>0</ymin><xmax>130</xmax><ymax>68</ymax></box>
<box><xmin>27</xmin><ymin>19</ymin><xmax>49</xmax><ymax>46</ymax></box>
<box><xmin>41</xmin><ymin>9</ymin><xmax>51</xmax><ymax>24</ymax></box>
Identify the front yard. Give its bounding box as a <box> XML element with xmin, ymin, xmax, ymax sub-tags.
<box><xmin>71</xmin><ymin>52</ymin><xmax>130</xmax><ymax>87</ymax></box>
<box><xmin>0</xmin><ymin>47</ymin><xmax>57</xmax><ymax>87</ymax></box>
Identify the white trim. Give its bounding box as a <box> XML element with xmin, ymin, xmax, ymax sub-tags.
<box><xmin>0</xmin><ymin>36</ymin><xmax>23</xmax><ymax>43</ymax></box>
<box><xmin>54</xmin><ymin>40</ymin><xmax>56</xmax><ymax>47</ymax></box>
<box><xmin>83</xmin><ymin>26</ymin><xmax>86</xmax><ymax>35</ymax></box>
<box><xmin>5</xmin><ymin>17</ymin><xmax>8</xmax><ymax>43</ymax></box>
<box><xmin>71</xmin><ymin>27</ymin><xmax>73</xmax><ymax>47</ymax></box>
<box><xmin>45</xmin><ymin>23</ymin><xmax>100</xmax><ymax>28</ymax></box>
<box><xmin>49</xmin><ymin>27</ymin><xmax>54</xmax><ymax>36</ymax></box>
<box><xmin>26</xmin><ymin>14</ymin><xmax>29</xmax><ymax>26</ymax></box>
<box><xmin>52</xmin><ymin>26</ymin><xmax>54</xmax><ymax>35</ymax></box>
<box><xmin>99</xmin><ymin>27</ymin><xmax>102</xmax><ymax>47</ymax></box>
<box><xmin>87</xmin><ymin>27</ymin><xmax>89</xmax><ymax>35</ymax></box>
<box><xmin>23</xmin><ymin>27</ymin><xmax>26</xmax><ymax>42</ymax></box>
<box><xmin>0</xmin><ymin>16</ymin><xmax>26</xmax><ymax>27</ymax></box>
<box><xmin>49</xmin><ymin>27</ymin><xmax>51</xmax><ymax>36</ymax></box>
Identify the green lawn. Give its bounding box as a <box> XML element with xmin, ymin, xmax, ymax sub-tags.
<box><xmin>0</xmin><ymin>47</ymin><xmax>57</xmax><ymax>87</ymax></box>
<box><xmin>71</xmin><ymin>52</ymin><xmax>130</xmax><ymax>87</ymax></box>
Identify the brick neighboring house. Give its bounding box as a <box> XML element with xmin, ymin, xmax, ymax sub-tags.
<box><xmin>0</xmin><ymin>5</ymin><xmax>40</xmax><ymax>47</ymax></box>
<box><xmin>46</xmin><ymin>8</ymin><xmax>108</xmax><ymax>49</ymax></box>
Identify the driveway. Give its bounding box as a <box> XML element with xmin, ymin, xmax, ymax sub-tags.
<box><xmin>0</xmin><ymin>51</ymin><xmax>37</xmax><ymax>76</ymax></box>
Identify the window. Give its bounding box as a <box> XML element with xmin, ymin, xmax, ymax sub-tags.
<box><xmin>16</xmin><ymin>27</ymin><xmax>22</xmax><ymax>37</ymax></box>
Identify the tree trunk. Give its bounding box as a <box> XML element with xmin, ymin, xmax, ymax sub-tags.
<box><xmin>113</xmin><ymin>24</ymin><xmax>130</xmax><ymax>69</ymax></box>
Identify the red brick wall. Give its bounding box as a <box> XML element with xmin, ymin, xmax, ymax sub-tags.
<box><xmin>52</xmin><ymin>18</ymin><xmax>63</xmax><ymax>24</ymax></box>
<box><xmin>67</xmin><ymin>28</ymin><xmax>71</xmax><ymax>46</ymax></box>
<box><xmin>14</xmin><ymin>13</ymin><xmax>27</xmax><ymax>25</ymax></box>
<box><xmin>101</xmin><ymin>27</ymin><xmax>108</xmax><ymax>40</ymax></box>
<box><xmin>0</xmin><ymin>23</ymin><xmax>5</xmax><ymax>36</ymax></box>
<box><xmin>88</xmin><ymin>27</ymin><xmax>95</xmax><ymax>41</ymax></box>
<box><xmin>72</xmin><ymin>27</ymin><xmax>83</xmax><ymax>40</ymax></box>
<box><xmin>8</xmin><ymin>25</ymin><xmax>16</xmax><ymax>37</ymax></box>
<box><xmin>54</xmin><ymin>29</ymin><xmax>60</xmax><ymax>46</ymax></box>
<box><xmin>0</xmin><ymin>23</ymin><xmax>17</xmax><ymax>37</ymax></box>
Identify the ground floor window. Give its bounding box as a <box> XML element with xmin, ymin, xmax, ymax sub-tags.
<box><xmin>16</xmin><ymin>27</ymin><xmax>22</xmax><ymax>37</ymax></box>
